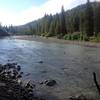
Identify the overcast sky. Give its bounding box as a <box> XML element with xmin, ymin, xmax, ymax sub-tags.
<box><xmin>0</xmin><ymin>0</ymin><xmax>98</xmax><ymax>26</ymax></box>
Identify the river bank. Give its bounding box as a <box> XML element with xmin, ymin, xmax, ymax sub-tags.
<box><xmin>13</xmin><ymin>35</ymin><xmax>100</xmax><ymax>48</ymax></box>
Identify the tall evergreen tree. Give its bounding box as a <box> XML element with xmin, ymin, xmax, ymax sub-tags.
<box><xmin>73</xmin><ymin>15</ymin><xmax>80</xmax><ymax>32</ymax></box>
<box><xmin>80</xmin><ymin>11</ymin><xmax>85</xmax><ymax>33</ymax></box>
<box><xmin>94</xmin><ymin>3</ymin><xmax>100</xmax><ymax>34</ymax></box>
<box><xmin>55</xmin><ymin>20</ymin><xmax>60</xmax><ymax>35</ymax></box>
<box><xmin>49</xmin><ymin>21</ymin><xmax>55</xmax><ymax>36</ymax></box>
<box><xmin>85</xmin><ymin>0</ymin><xmax>94</xmax><ymax>36</ymax></box>
<box><xmin>55</xmin><ymin>14</ymin><xmax>60</xmax><ymax>36</ymax></box>
<box><xmin>59</xmin><ymin>6</ymin><xmax>67</xmax><ymax>36</ymax></box>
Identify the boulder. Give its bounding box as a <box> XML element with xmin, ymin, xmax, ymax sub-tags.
<box><xmin>38</xmin><ymin>61</ymin><xmax>43</xmax><ymax>64</ymax></box>
<box><xmin>45</xmin><ymin>80</ymin><xmax>57</xmax><ymax>86</ymax></box>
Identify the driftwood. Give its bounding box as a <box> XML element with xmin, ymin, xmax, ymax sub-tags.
<box><xmin>93</xmin><ymin>72</ymin><xmax>100</xmax><ymax>94</ymax></box>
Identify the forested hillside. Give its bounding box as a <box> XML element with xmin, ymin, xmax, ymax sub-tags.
<box><xmin>7</xmin><ymin>1</ymin><xmax>100</xmax><ymax>42</ymax></box>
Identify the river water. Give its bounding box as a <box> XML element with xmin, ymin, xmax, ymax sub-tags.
<box><xmin>0</xmin><ymin>37</ymin><xmax>100</xmax><ymax>100</ymax></box>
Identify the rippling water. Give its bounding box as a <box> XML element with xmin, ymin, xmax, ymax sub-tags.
<box><xmin>0</xmin><ymin>37</ymin><xmax>100</xmax><ymax>100</ymax></box>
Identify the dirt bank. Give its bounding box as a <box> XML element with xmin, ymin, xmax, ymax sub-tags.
<box><xmin>13</xmin><ymin>35</ymin><xmax>100</xmax><ymax>48</ymax></box>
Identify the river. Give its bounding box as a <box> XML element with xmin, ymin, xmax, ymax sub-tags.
<box><xmin>0</xmin><ymin>37</ymin><xmax>100</xmax><ymax>100</ymax></box>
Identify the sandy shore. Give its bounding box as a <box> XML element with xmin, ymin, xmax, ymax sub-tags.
<box><xmin>13</xmin><ymin>35</ymin><xmax>100</xmax><ymax>47</ymax></box>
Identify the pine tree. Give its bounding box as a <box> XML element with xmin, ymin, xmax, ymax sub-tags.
<box><xmin>80</xmin><ymin>11</ymin><xmax>85</xmax><ymax>33</ymax></box>
<box><xmin>55</xmin><ymin>14</ymin><xmax>61</xmax><ymax>36</ymax></box>
<box><xmin>59</xmin><ymin>6</ymin><xmax>67</xmax><ymax>36</ymax></box>
<box><xmin>73</xmin><ymin>15</ymin><xmax>80</xmax><ymax>32</ymax></box>
<box><xmin>49</xmin><ymin>21</ymin><xmax>55</xmax><ymax>36</ymax></box>
<box><xmin>94</xmin><ymin>3</ymin><xmax>100</xmax><ymax>34</ymax></box>
<box><xmin>85</xmin><ymin>0</ymin><xmax>94</xmax><ymax>36</ymax></box>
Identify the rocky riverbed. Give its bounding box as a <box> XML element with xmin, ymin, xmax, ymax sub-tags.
<box><xmin>0</xmin><ymin>63</ymin><xmax>99</xmax><ymax>100</ymax></box>
<box><xmin>0</xmin><ymin>63</ymin><xmax>42</xmax><ymax>100</ymax></box>
<box><xmin>0</xmin><ymin>63</ymin><xmax>60</xmax><ymax>100</ymax></box>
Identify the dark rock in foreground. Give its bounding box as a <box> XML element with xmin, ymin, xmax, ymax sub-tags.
<box><xmin>0</xmin><ymin>63</ymin><xmax>45</xmax><ymax>100</ymax></box>
<box><xmin>38</xmin><ymin>61</ymin><xmax>43</xmax><ymax>64</ymax></box>
<box><xmin>45</xmin><ymin>80</ymin><xmax>57</xmax><ymax>87</ymax></box>
<box><xmin>39</xmin><ymin>79</ymin><xmax>57</xmax><ymax>87</ymax></box>
<box><xmin>69</xmin><ymin>95</ymin><xmax>86</xmax><ymax>100</ymax></box>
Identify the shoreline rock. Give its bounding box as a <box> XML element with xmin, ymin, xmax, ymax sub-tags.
<box><xmin>0</xmin><ymin>63</ymin><xmax>46</xmax><ymax>100</ymax></box>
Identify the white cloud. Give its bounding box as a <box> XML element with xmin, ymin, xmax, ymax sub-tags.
<box><xmin>17</xmin><ymin>0</ymin><xmax>74</xmax><ymax>25</ymax></box>
<box><xmin>0</xmin><ymin>0</ymin><xmax>99</xmax><ymax>26</ymax></box>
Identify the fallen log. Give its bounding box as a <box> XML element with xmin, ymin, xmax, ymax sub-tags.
<box><xmin>93</xmin><ymin>72</ymin><xmax>100</xmax><ymax>94</ymax></box>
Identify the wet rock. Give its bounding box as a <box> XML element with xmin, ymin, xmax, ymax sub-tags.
<box><xmin>0</xmin><ymin>82</ymin><xmax>6</xmax><ymax>86</ymax></box>
<box><xmin>25</xmin><ymin>81</ymin><xmax>36</xmax><ymax>89</ymax></box>
<box><xmin>25</xmin><ymin>73</ymin><xmax>31</xmax><ymax>76</ymax></box>
<box><xmin>13</xmin><ymin>69</ymin><xmax>18</xmax><ymax>77</ymax></box>
<box><xmin>17</xmin><ymin>79</ymin><xmax>22</xmax><ymax>84</ymax></box>
<box><xmin>0</xmin><ymin>63</ymin><xmax>46</xmax><ymax>100</ymax></box>
<box><xmin>77</xmin><ymin>95</ymin><xmax>86</xmax><ymax>100</ymax></box>
<box><xmin>45</xmin><ymin>80</ymin><xmax>57</xmax><ymax>86</ymax></box>
<box><xmin>39</xmin><ymin>82</ymin><xmax>44</xmax><ymax>85</ymax></box>
<box><xmin>20</xmin><ymin>72</ymin><xmax>24</xmax><ymax>75</ymax></box>
<box><xmin>69</xmin><ymin>96</ymin><xmax>77</xmax><ymax>100</ymax></box>
<box><xmin>38</xmin><ymin>61</ymin><xmax>43</xmax><ymax>64</ymax></box>
<box><xmin>16</xmin><ymin>65</ymin><xmax>21</xmax><ymax>71</ymax></box>
<box><xmin>69</xmin><ymin>95</ymin><xmax>88</xmax><ymax>100</ymax></box>
<box><xmin>84</xmin><ymin>68</ymin><xmax>88</xmax><ymax>70</ymax></box>
<box><xmin>40</xmin><ymin>70</ymin><xmax>47</xmax><ymax>73</ymax></box>
<box><xmin>17</xmin><ymin>74</ymin><xmax>22</xmax><ymax>78</ymax></box>
<box><xmin>8</xmin><ymin>60</ymin><xmax>10</xmax><ymax>62</ymax></box>
<box><xmin>0</xmin><ymin>66</ymin><xmax>3</xmax><ymax>72</ymax></box>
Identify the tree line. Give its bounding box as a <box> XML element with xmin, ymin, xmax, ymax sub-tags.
<box><xmin>6</xmin><ymin>0</ymin><xmax>100</xmax><ymax>42</ymax></box>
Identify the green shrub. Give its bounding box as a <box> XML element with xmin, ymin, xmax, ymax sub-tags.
<box><xmin>81</xmin><ymin>33</ymin><xmax>89</xmax><ymax>41</ymax></box>
<box><xmin>96</xmin><ymin>32</ymin><xmax>100</xmax><ymax>42</ymax></box>
<box><xmin>71</xmin><ymin>32</ymin><xmax>80</xmax><ymax>40</ymax></box>
<box><xmin>72</xmin><ymin>32</ymin><xmax>84</xmax><ymax>40</ymax></box>
<box><xmin>89</xmin><ymin>36</ymin><xmax>97</xmax><ymax>42</ymax></box>
<box><xmin>63</xmin><ymin>34</ymin><xmax>72</xmax><ymax>40</ymax></box>
<box><xmin>45</xmin><ymin>32</ymin><xmax>54</xmax><ymax>37</ymax></box>
<box><xmin>41</xmin><ymin>32</ymin><xmax>54</xmax><ymax>37</ymax></box>
<box><xmin>84</xmin><ymin>35</ymin><xmax>89</xmax><ymax>41</ymax></box>
<box><xmin>64</xmin><ymin>32</ymin><xmax>87</xmax><ymax>41</ymax></box>
<box><xmin>79</xmin><ymin>32</ymin><xmax>85</xmax><ymax>40</ymax></box>
<box><xmin>41</xmin><ymin>33</ymin><xmax>46</xmax><ymax>37</ymax></box>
